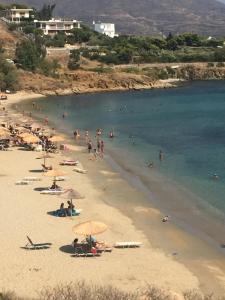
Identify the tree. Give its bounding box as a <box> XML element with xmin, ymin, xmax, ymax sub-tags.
<box><xmin>167</xmin><ymin>38</ymin><xmax>178</xmax><ymax>51</ymax></box>
<box><xmin>39</xmin><ymin>58</ymin><xmax>60</xmax><ymax>77</ymax></box>
<box><xmin>36</xmin><ymin>4</ymin><xmax>56</xmax><ymax>20</ymax></box>
<box><xmin>0</xmin><ymin>55</ymin><xmax>18</xmax><ymax>91</ymax></box>
<box><xmin>68</xmin><ymin>50</ymin><xmax>80</xmax><ymax>70</ymax></box>
<box><xmin>214</xmin><ymin>48</ymin><xmax>225</xmax><ymax>62</ymax></box>
<box><xmin>15</xmin><ymin>40</ymin><xmax>41</xmax><ymax>71</ymax></box>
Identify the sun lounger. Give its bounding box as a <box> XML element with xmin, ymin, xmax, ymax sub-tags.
<box><xmin>114</xmin><ymin>242</ymin><xmax>142</xmax><ymax>248</ymax></box>
<box><xmin>72</xmin><ymin>252</ymin><xmax>101</xmax><ymax>257</ymax></box>
<box><xmin>41</xmin><ymin>164</ymin><xmax>52</xmax><ymax>171</ymax></box>
<box><xmin>73</xmin><ymin>167</ymin><xmax>87</xmax><ymax>174</ymax></box>
<box><xmin>15</xmin><ymin>180</ymin><xmax>30</xmax><ymax>185</ymax></box>
<box><xmin>40</xmin><ymin>189</ymin><xmax>64</xmax><ymax>195</ymax></box>
<box><xmin>23</xmin><ymin>176</ymin><xmax>42</xmax><ymax>182</ymax></box>
<box><xmin>60</xmin><ymin>160</ymin><xmax>79</xmax><ymax>166</ymax></box>
<box><xmin>55</xmin><ymin>176</ymin><xmax>67</xmax><ymax>181</ymax></box>
<box><xmin>24</xmin><ymin>236</ymin><xmax>51</xmax><ymax>250</ymax></box>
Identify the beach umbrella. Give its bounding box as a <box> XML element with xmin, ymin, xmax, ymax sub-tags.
<box><xmin>31</xmin><ymin>122</ymin><xmax>42</xmax><ymax>129</ymax></box>
<box><xmin>49</xmin><ymin>135</ymin><xmax>65</xmax><ymax>143</ymax></box>
<box><xmin>60</xmin><ymin>188</ymin><xmax>85</xmax><ymax>201</ymax></box>
<box><xmin>0</xmin><ymin>127</ymin><xmax>9</xmax><ymax>133</ymax></box>
<box><xmin>37</xmin><ymin>152</ymin><xmax>53</xmax><ymax>165</ymax></box>
<box><xmin>44</xmin><ymin>169</ymin><xmax>67</xmax><ymax>178</ymax></box>
<box><xmin>0</xmin><ymin>132</ymin><xmax>12</xmax><ymax>140</ymax></box>
<box><xmin>15</xmin><ymin>126</ymin><xmax>30</xmax><ymax>133</ymax></box>
<box><xmin>43</xmin><ymin>168</ymin><xmax>67</xmax><ymax>187</ymax></box>
<box><xmin>23</xmin><ymin>135</ymin><xmax>40</xmax><ymax>144</ymax></box>
<box><xmin>18</xmin><ymin>132</ymin><xmax>31</xmax><ymax>139</ymax></box>
<box><xmin>72</xmin><ymin>221</ymin><xmax>108</xmax><ymax>236</ymax></box>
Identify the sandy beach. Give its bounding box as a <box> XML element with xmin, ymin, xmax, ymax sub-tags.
<box><xmin>1</xmin><ymin>91</ymin><xmax>225</xmax><ymax>298</ymax></box>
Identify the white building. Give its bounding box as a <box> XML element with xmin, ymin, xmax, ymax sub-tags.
<box><xmin>7</xmin><ymin>7</ymin><xmax>33</xmax><ymax>23</ymax></box>
<box><xmin>34</xmin><ymin>19</ymin><xmax>81</xmax><ymax>36</ymax></box>
<box><xmin>93</xmin><ymin>22</ymin><xmax>117</xmax><ymax>38</ymax></box>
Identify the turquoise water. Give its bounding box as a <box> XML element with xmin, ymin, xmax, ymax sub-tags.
<box><xmin>20</xmin><ymin>81</ymin><xmax>225</xmax><ymax>221</ymax></box>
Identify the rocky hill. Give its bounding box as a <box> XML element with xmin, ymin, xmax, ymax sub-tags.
<box><xmin>2</xmin><ymin>0</ymin><xmax>225</xmax><ymax>36</ymax></box>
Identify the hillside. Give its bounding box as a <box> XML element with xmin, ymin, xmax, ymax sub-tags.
<box><xmin>2</xmin><ymin>0</ymin><xmax>225</xmax><ymax>36</ymax></box>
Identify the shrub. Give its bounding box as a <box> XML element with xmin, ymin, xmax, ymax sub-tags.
<box><xmin>8</xmin><ymin>23</ymin><xmax>18</xmax><ymax>31</ymax></box>
<box><xmin>207</xmin><ymin>62</ymin><xmax>214</xmax><ymax>67</ymax></box>
<box><xmin>88</xmin><ymin>66</ymin><xmax>113</xmax><ymax>73</ymax></box>
<box><xmin>39</xmin><ymin>59</ymin><xmax>60</xmax><ymax>77</ymax></box>
<box><xmin>216</xmin><ymin>62</ymin><xmax>225</xmax><ymax>67</ymax></box>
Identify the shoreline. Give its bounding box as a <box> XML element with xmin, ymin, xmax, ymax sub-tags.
<box><xmin>2</xmin><ymin>90</ymin><xmax>225</xmax><ymax>297</ymax></box>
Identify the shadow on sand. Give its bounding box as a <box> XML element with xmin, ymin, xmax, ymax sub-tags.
<box><xmin>59</xmin><ymin>245</ymin><xmax>75</xmax><ymax>254</ymax></box>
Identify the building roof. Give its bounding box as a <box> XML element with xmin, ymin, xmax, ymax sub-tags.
<box><xmin>10</xmin><ymin>8</ymin><xmax>33</xmax><ymax>11</ymax></box>
<box><xmin>34</xmin><ymin>18</ymin><xmax>80</xmax><ymax>24</ymax></box>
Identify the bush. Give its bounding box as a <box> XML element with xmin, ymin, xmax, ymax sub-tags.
<box><xmin>207</xmin><ymin>62</ymin><xmax>214</xmax><ymax>67</ymax></box>
<box><xmin>216</xmin><ymin>62</ymin><xmax>225</xmax><ymax>67</ymax></box>
<box><xmin>158</xmin><ymin>69</ymin><xmax>169</xmax><ymax>79</ymax></box>
<box><xmin>88</xmin><ymin>66</ymin><xmax>113</xmax><ymax>73</ymax></box>
<box><xmin>8</xmin><ymin>23</ymin><xmax>18</xmax><ymax>31</ymax></box>
<box><xmin>39</xmin><ymin>59</ymin><xmax>60</xmax><ymax>77</ymax></box>
<box><xmin>0</xmin><ymin>56</ymin><xmax>18</xmax><ymax>91</ymax></box>
<box><xmin>122</xmin><ymin>67</ymin><xmax>140</xmax><ymax>74</ymax></box>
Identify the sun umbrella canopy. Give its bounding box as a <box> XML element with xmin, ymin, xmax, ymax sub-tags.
<box><xmin>38</xmin><ymin>153</ymin><xmax>53</xmax><ymax>159</ymax></box>
<box><xmin>72</xmin><ymin>221</ymin><xmax>108</xmax><ymax>236</ymax></box>
<box><xmin>43</xmin><ymin>169</ymin><xmax>67</xmax><ymax>177</ymax></box>
<box><xmin>23</xmin><ymin>135</ymin><xmax>40</xmax><ymax>144</ymax></box>
<box><xmin>0</xmin><ymin>133</ymin><xmax>12</xmax><ymax>140</ymax></box>
<box><xmin>0</xmin><ymin>127</ymin><xmax>9</xmax><ymax>133</ymax></box>
<box><xmin>15</xmin><ymin>126</ymin><xmax>30</xmax><ymax>133</ymax></box>
<box><xmin>49</xmin><ymin>135</ymin><xmax>65</xmax><ymax>142</ymax></box>
<box><xmin>60</xmin><ymin>188</ymin><xmax>84</xmax><ymax>200</ymax></box>
<box><xmin>18</xmin><ymin>132</ymin><xmax>31</xmax><ymax>138</ymax></box>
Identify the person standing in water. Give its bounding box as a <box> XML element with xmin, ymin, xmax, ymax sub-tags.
<box><xmin>100</xmin><ymin>140</ymin><xmax>104</xmax><ymax>158</ymax></box>
<box><xmin>109</xmin><ymin>130</ymin><xmax>114</xmax><ymax>138</ymax></box>
<box><xmin>159</xmin><ymin>150</ymin><xmax>164</xmax><ymax>161</ymax></box>
<box><xmin>87</xmin><ymin>140</ymin><xmax>92</xmax><ymax>153</ymax></box>
<box><xmin>85</xmin><ymin>130</ymin><xmax>89</xmax><ymax>144</ymax></box>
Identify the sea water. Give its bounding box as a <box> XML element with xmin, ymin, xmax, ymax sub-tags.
<box><xmin>19</xmin><ymin>81</ymin><xmax>225</xmax><ymax>235</ymax></box>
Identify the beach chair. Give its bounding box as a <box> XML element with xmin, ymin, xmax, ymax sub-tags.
<box><xmin>114</xmin><ymin>242</ymin><xmax>142</xmax><ymax>248</ymax></box>
<box><xmin>41</xmin><ymin>164</ymin><xmax>52</xmax><ymax>172</ymax></box>
<box><xmin>55</xmin><ymin>176</ymin><xmax>67</xmax><ymax>181</ymax></box>
<box><xmin>15</xmin><ymin>180</ymin><xmax>30</xmax><ymax>185</ymax></box>
<box><xmin>23</xmin><ymin>176</ymin><xmax>42</xmax><ymax>182</ymax></box>
<box><xmin>73</xmin><ymin>167</ymin><xmax>87</xmax><ymax>174</ymax></box>
<box><xmin>40</xmin><ymin>189</ymin><xmax>64</xmax><ymax>195</ymax></box>
<box><xmin>60</xmin><ymin>160</ymin><xmax>79</xmax><ymax>166</ymax></box>
<box><xmin>24</xmin><ymin>236</ymin><xmax>51</xmax><ymax>250</ymax></box>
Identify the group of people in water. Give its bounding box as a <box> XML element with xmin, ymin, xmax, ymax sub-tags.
<box><xmin>72</xmin><ymin>127</ymin><xmax>115</xmax><ymax>159</ymax></box>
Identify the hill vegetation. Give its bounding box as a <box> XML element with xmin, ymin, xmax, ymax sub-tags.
<box><xmin>2</xmin><ymin>0</ymin><xmax>225</xmax><ymax>36</ymax></box>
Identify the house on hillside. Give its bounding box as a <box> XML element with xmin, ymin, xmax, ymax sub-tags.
<box><xmin>93</xmin><ymin>21</ymin><xmax>118</xmax><ymax>38</ymax></box>
<box><xmin>6</xmin><ymin>7</ymin><xmax>33</xmax><ymax>23</ymax></box>
<box><xmin>34</xmin><ymin>19</ymin><xmax>81</xmax><ymax>36</ymax></box>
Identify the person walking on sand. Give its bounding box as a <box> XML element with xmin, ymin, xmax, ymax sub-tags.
<box><xmin>159</xmin><ymin>150</ymin><xmax>164</xmax><ymax>161</ymax></box>
<box><xmin>87</xmin><ymin>140</ymin><xmax>92</xmax><ymax>153</ymax></box>
<box><xmin>44</xmin><ymin>117</ymin><xmax>48</xmax><ymax>125</ymax></box>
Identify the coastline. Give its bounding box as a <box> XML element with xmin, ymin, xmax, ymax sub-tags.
<box><xmin>1</xmin><ymin>90</ymin><xmax>225</xmax><ymax>297</ymax></box>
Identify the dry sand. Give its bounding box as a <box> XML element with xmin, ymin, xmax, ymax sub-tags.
<box><xmin>0</xmin><ymin>92</ymin><xmax>225</xmax><ymax>298</ymax></box>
